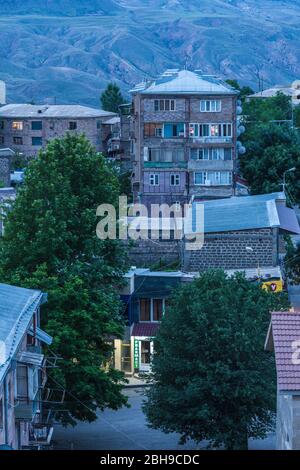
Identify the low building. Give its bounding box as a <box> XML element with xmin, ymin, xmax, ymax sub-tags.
<box><xmin>0</xmin><ymin>283</ymin><xmax>53</xmax><ymax>450</ymax></box>
<box><xmin>248</xmin><ymin>80</ymin><xmax>300</xmax><ymax>107</ymax></box>
<box><xmin>184</xmin><ymin>192</ymin><xmax>300</xmax><ymax>271</ymax></box>
<box><xmin>265</xmin><ymin>312</ymin><xmax>300</xmax><ymax>450</ymax></box>
<box><xmin>0</xmin><ymin>104</ymin><xmax>116</xmax><ymax>157</ymax></box>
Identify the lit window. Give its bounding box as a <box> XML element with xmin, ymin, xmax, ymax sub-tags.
<box><xmin>12</xmin><ymin>121</ymin><xmax>23</xmax><ymax>131</ymax></box>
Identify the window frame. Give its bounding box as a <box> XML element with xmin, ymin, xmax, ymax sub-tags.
<box><xmin>69</xmin><ymin>121</ymin><xmax>77</xmax><ymax>130</ymax></box>
<box><xmin>200</xmin><ymin>100</ymin><xmax>222</xmax><ymax>112</ymax></box>
<box><xmin>13</xmin><ymin>136</ymin><xmax>23</xmax><ymax>145</ymax></box>
<box><xmin>149</xmin><ymin>174</ymin><xmax>159</xmax><ymax>186</ymax></box>
<box><xmin>139</xmin><ymin>298</ymin><xmax>165</xmax><ymax>323</ymax></box>
<box><xmin>194</xmin><ymin>171</ymin><xmax>233</xmax><ymax>186</ymax></box>
<box><xmin>12</xmin><ymin>121</ymin><xmax>23</xmax><ymax>131</ymax></box>
<box><xmin>31</xmin><ymin>136</ymin><xmax>43</xmax><ymax>146</ymax></box>
<box><xmin>154</xmin><ymin>99</ymin><xmax>176</xmax><ymax>112</ymax></box>
<box><xmin>170</xmin><ymin>174</ymin><xmax>180</xmax><ymax>186</ymax></box>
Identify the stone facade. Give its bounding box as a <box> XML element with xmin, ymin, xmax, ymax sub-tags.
<box><xmin>184</xmin><ymin>228</ymin><xmax>278</xmax><ymax>271</ymax></box>
<box><xmin>0</xmin><ymin>152</ymin><xmax>11</xmax><ymax>187</ymax></box>
<box><xmin>130</xmin><ymin>71</ymin><xmax>241</xmax><ymax>207</ymax></box>
<box><xmin>0</xmin><ymin>105</ymin><xmax>116</xmax><ymax>157</ymax></box>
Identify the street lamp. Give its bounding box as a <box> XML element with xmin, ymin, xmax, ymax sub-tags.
<box><xmin>246</xmin><ymin>246</ymin><xmax>260</xmax><ymax>277</ymax></box>
<box><xmin>283</xmin><ymin>167</ymin><xmax>296</xmax><ymax>193</ymax></box>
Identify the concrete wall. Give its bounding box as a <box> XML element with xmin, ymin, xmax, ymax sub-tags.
<box><xmin>184</xmin><ymin>228</ymin><xmax>277</xmax><ymax>271</ymax></box>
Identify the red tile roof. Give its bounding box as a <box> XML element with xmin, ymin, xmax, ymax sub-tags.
<box><xmin>132</xmin><ymin>323</ymin><xmax>160</xmax><ymax>338</ymax></box>
<box><xmin>270</xmin><ymin>312</ymin><xmax>300</xmax><ymax>391</ymax></box>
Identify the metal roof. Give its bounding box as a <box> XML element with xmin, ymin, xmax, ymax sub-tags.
<box><xmin>0</xmin><ymin>104</ymin><xmax>116</xmax><ymax>119</ymax></box>
<box><xmin>265</xmin><ymin>312</ymin><xmax>300</xmax><ymax>392</ymax></box>
<box><xmin>132</xmin><ymin>323</ymin><xmax>160</xmax><ymax>338</ymax></box>
<box><xmin>0</xmin><ymin>283</ymin><xmax>44</xmax><ymax>383</ymax></box>
<box><xmin>130</xmin><ymin>70</ymin><xmax>238</xmax><ymax>96</ymax></box>
<box><xmin>186</xmin><ymin>192</ymin><xmax>300</xmax><ymax>234</ymax></box>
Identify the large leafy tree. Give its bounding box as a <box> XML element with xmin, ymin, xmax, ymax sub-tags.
<box><xmin>0</xmin><ymin>134</ymin><xmax>128</xmax><ymax>424</ymax></box>
<box><xmin>143</xmin><ymin>270</ymin><xmax>289</xmax><ymax>450</ymax></box>
<box><xmin>101</xmin><ymin>82</ymin><xmax>125</xmax><ymax>113</ymax></box>
<box><xmin>239</xmin><ymin>123</ymin><xmax>300</xmax><ymax>202</ymax></box>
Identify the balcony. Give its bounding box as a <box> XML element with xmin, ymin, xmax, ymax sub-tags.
<box><xmin>14</xmin><ymin>401</ymin><xmax>34</xmax><ymax>421</ymax></box>
<box><xmin>190</xmin><ymin>137</ymin><xmax>232</xmax><ymax>144</ymax></box>
<box><xmin>188</xmin><ymin>160</ymin><xmax>233</xmax><ymax>171</ymax></box>
<box><xmin>144</xmin><ymin>162</ymin><xmax>187</xmax><ymax>169</ymax></box>
<box><xmin>28</xmin><ymin>423</ymin><xmax>54</xmax><ymax>447</ymax></box>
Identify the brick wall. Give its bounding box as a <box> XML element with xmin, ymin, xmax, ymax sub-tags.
<box><xmin>126</xmin><ymin>238</ymin><xmax>182</xmax><ymax>268</ymax></box>
<box><xmin>184</xmin><ymin>228</ymin><xmax>277</xmax><ymax>271</ymax></box>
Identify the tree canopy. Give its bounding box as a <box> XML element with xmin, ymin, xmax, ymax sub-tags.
<box><xmin>0</xmin><ymin>134</ymin><xmax>129</xmax><ymax>424</ymax></box>
<box><xmin>143</xmin><ymin>270</ymin><xmax>289</xmax><ymax>450</ymax></box>
<box><xmin>101</xmin><ymin>82</ymin><xmax>125</xmax><ymax>113</ymax></box>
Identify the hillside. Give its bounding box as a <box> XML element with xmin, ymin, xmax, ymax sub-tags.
<box><xmin>0</xmin><ymin>0</ymin><xmax>300</xmax><ymax>106</ymax></box>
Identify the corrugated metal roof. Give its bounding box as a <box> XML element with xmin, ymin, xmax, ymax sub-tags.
<box><xmin>0</xmin><ymin>283</ymin><xmax>43</xmax><ymax>382</ymax></box>
<box><xmin>267</xmin><ymin>312</ymin><xmax>300</xmax><ymax>391</ymax></box>
<box><xmin>130</xmin><ymin>70</ymin><xmax>238</xmax><ymax>95</ymax></box>
<box><xmin>0</xmin><ymin>104</ymin><xmax>116</xmax><ymax>119</ymax></box>
<box><xmin>132</xmin><ymin>323</ymin><xmax>160</xmax><ymax>338</ymax></box>
<box><xmin>185</xmin><ymin>192</ymin><xmax>300</xmax><ymax>234</ymax></box>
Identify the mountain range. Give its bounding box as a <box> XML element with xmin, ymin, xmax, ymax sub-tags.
<box><xmin>1</xmin><ymin>1</ymin><xmax>300</xmax><ymax>106</ymax></box>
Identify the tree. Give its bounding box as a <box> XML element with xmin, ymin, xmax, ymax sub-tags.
<box><xmin>239</xmin><ymin>123</ymin><xmax>300</xmax><ymax>201</ymax></box>
<box><xmin>101</xmin><ymin>82</ymin><xmax>125</xmax><ymax>113</ymax></box>
<box><xmin>225</xmin><ymin>79</ymin><xmax>254</xmax><ymax>100</ymax></box>
<box><xmin>0</xmin><ymin>134</ymin><xmax>129</xmax><ymax>425</ymax></box>
<box><xmin>143</xmin><ymin>270</ymin><xmax>289</xmax><ymax>450</ymax></box>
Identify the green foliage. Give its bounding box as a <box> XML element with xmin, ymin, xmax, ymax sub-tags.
<box><xmin>143</xmin><ymin>270</ymin><xmax>289</xmax><ymax>449</ymax></box>
<box><xmin>0</xmin><ymin>180</ymin><xmax>5</xmax><ymax>188</ymax></box>
<box><xmin>101</xmin><ymin>82</ymin><xmax>125</xmax><ymax>113</ymax></box>
<box><xmin>0</xmin><ymin>134</ymin><xmax>129</xmax><ymax>424</ymax></box>
<box><xmin>239</xmin><ymin>92</ymin><xmax>300</xmax><ymax>202</ymax></box>
<box><xmin>11</xmin><ymin>152</ymin><xmax>31</xmax><ymax>171</ymax></box>
<box><xmin>225</xmin><ymin>79</ymin><xmax>254</xmax><ymax>100</ymax></box>
<box><xmin>295</xmin><ymin>105</ymin><xmax>300</xmax><ymax>128</ymax></box>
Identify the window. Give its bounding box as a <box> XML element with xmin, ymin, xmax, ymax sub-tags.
<box><xmin>12</xmin><ymin>121</ymin><xmax>23</xmax><ymax>131</ymax></box>
<box><xmin>140</xmin><ymin>298</ymin><xmax>165</xmax><ymax>322</ymax></box>
<box><xmin>144</xmin><ymin>123</ymin><xmax>163</xmax><ymax>137</ymax></box>
<box><xmin>153</xmin><ymin>299</ymin><xmax>163</xmax><ymax>321</ymax></box>
<box><xmin>149</xmin><ymin>174</ymin><xmax>159</xmax><ymax>186</ymax></box>
<box><xmin>0</xmin><ymin>121</ymin><xmax>4</xmax><ymax>129</ymax></box>
<box><xmin>194</xmin><ymin>171</ymin><xmax>232</xmax><ymax>185</ymax></box>
<box><xmin>170</xmin><ymin>174</ymin><xmax>180</xmax><ymax>186</ymax></box>
<box><xmin>0</xmin><ymin>136</ymin><xmax>4</xmax><ymax>145</ymax></box>
<box><xmin>200</xmin><ymin>100</ymin><xmax>221</xmax><ymax>112</ymax></box>
<box><xmin>32</xmin><ymin>136</ymin><xmax>42</xmax><ymax>146</ymax></box>
<box><xmin>154</xmin><ymin>99</ymin><xmax>176</xmax><ymax>112</ymax></box>
<box><xmin>17</xmin><ymin>365</ymin><xmax>28</xmax><ymax>399</ymax></box>
<box><xmin>163</xmin><ymin>123</ymin><xmax>185</xmax><ymax>138</ymax></box>
<box><xmin>189</xmin><ymin>123</ymin><xmax>232</xmax><ymax>138</ymax></box>
<box><xmin>69</xmin><ymin>121</ymin><xmax>77</xmax><ymax>130</ymax></box>
<box><xmin>190</xmin><ymin>147</ymin><xmax>232</xmax><ymax>161</ymax></box>
<box><xmin>31</xmin><ymin>367</ymin><xmax>39</xmax><ymax>398</ymax></box>
<box><xmin>97</xmin><ymin>121</ymin><xmax>101</xmax><ymax>129</ymax></box>
<box><xmin>13</xmin><ymin>136</ymin><xmax>23</xmax><ymax>145</ymax></box>
<box><xmin>31</xmin><ymin>121</ymin><xmax>42</xmax><ymax>130</ymax></box>
<box><xmin>140</xmin><ymin>299</ymin><xmax>151</xmax><ymax>321</ymax></box>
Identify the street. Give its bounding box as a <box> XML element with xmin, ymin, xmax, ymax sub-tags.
<box><xmin>52</xmin><ymin>388</ymin><xmax>275</xmax><ymax>450</ymax></box>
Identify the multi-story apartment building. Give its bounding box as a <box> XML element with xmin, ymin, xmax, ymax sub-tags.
<box><xmin>130</xmin><ymin>69</ymin><xmax>244</xmax><ymax>207</ymax></box>
<box><xmin>0</xmin><ymin>283</ymin><xmax>53</xmax><ymax>450</ymax></box>
<box><xmin>0</xmin><ymin>104</ymin><xmax>116</xmax><ymax>157</ymax></box>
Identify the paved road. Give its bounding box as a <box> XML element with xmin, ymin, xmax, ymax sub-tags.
<box><xmin>52</xmin><ymin>388</ymin><xmax>275</xmax><ymax>450</ymax></box>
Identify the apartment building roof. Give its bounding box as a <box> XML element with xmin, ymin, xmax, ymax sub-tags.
<box><xmin>186</xmin><ymin>192</ymin><xmax>300</xmax><ymax>235</ymax></box>
<box><xmin>265</xmin><ymin>312</ymin><xmax>300</xmax><ymax>392</ymax></box>
<box><xmin>0</xmin><ymin>283</ymin><xmax>45</xmax><ymax>382</ymax></box>
<box><xmin>130</xmin><ymin>69</ymin><xmax>238</xmax><ymax>95</ymax></box>
<box><xmin>0</xmin><ymin>104</ymin><xmax>116</xmax><ymax>119</ymax></box>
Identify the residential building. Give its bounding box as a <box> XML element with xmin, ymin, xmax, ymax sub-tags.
<box><xmin>0</xmin><ymin>104</ymin><xmax>116</xmax><ymax>157</ymax></box>
<box><xmin>0</xmin><ymin>283</ymin><xmax>53</xmax><ymax>450</ymax></box>
<box><xmin>248</xmin><ymin>80</ymin><xmax>300</xmax><ymax>107</ymax></box>
<box><xmin>184</xmin><ymin>192</ymin><xmax>300</xmax><ymax>271</ymax></box>
<box><xmin>130</xmin><ymin>69</ymin><xmax>243</xmax><ymax>207</ymax></box>
<box><xmin>0</xmin><ymin>81</ymin><xmax>6</xmax><ymax>106</ymax></box>
<box><xmin>265</xmin><ymin>312</ymin><xmax>300</xmax><ymax>450</ymax></box>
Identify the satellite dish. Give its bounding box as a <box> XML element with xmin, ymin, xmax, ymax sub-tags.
<box><xmin>292</xmin><ymin>80</ymin><xmax>300</xmax><ymax>90</ymax></box>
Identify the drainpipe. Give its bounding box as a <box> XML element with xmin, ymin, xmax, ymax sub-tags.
<box><xmin>3</xmin><ymin>374</ymin><xmax>9</xmax><ymax>446</ymax></box>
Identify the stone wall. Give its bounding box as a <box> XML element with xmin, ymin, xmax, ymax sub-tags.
<box><xmin>126</xmin><ymin>238</ymin><xmax>182</xmax><ymax>268</ymax></box>
<box><xmin>184</xmin><ymin>228</ymin><xmax>277</xmax><ymax>271</ymax></box>
<box><xmin>0</xmin><ymin>154</ymin><xmax>11</xmax><ymax>186</ymax></box>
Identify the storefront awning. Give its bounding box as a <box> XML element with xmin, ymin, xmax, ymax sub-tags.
<box><xmin>132</xmin><ymin>323</ymin><xmax>160</xmax><ymax>338</ymax></box>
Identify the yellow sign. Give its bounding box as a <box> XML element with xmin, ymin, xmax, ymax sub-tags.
<box><xmin>261</xmin><ymin>279</ymin><xmax>283</xmax><ymax>293</ymax></box>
